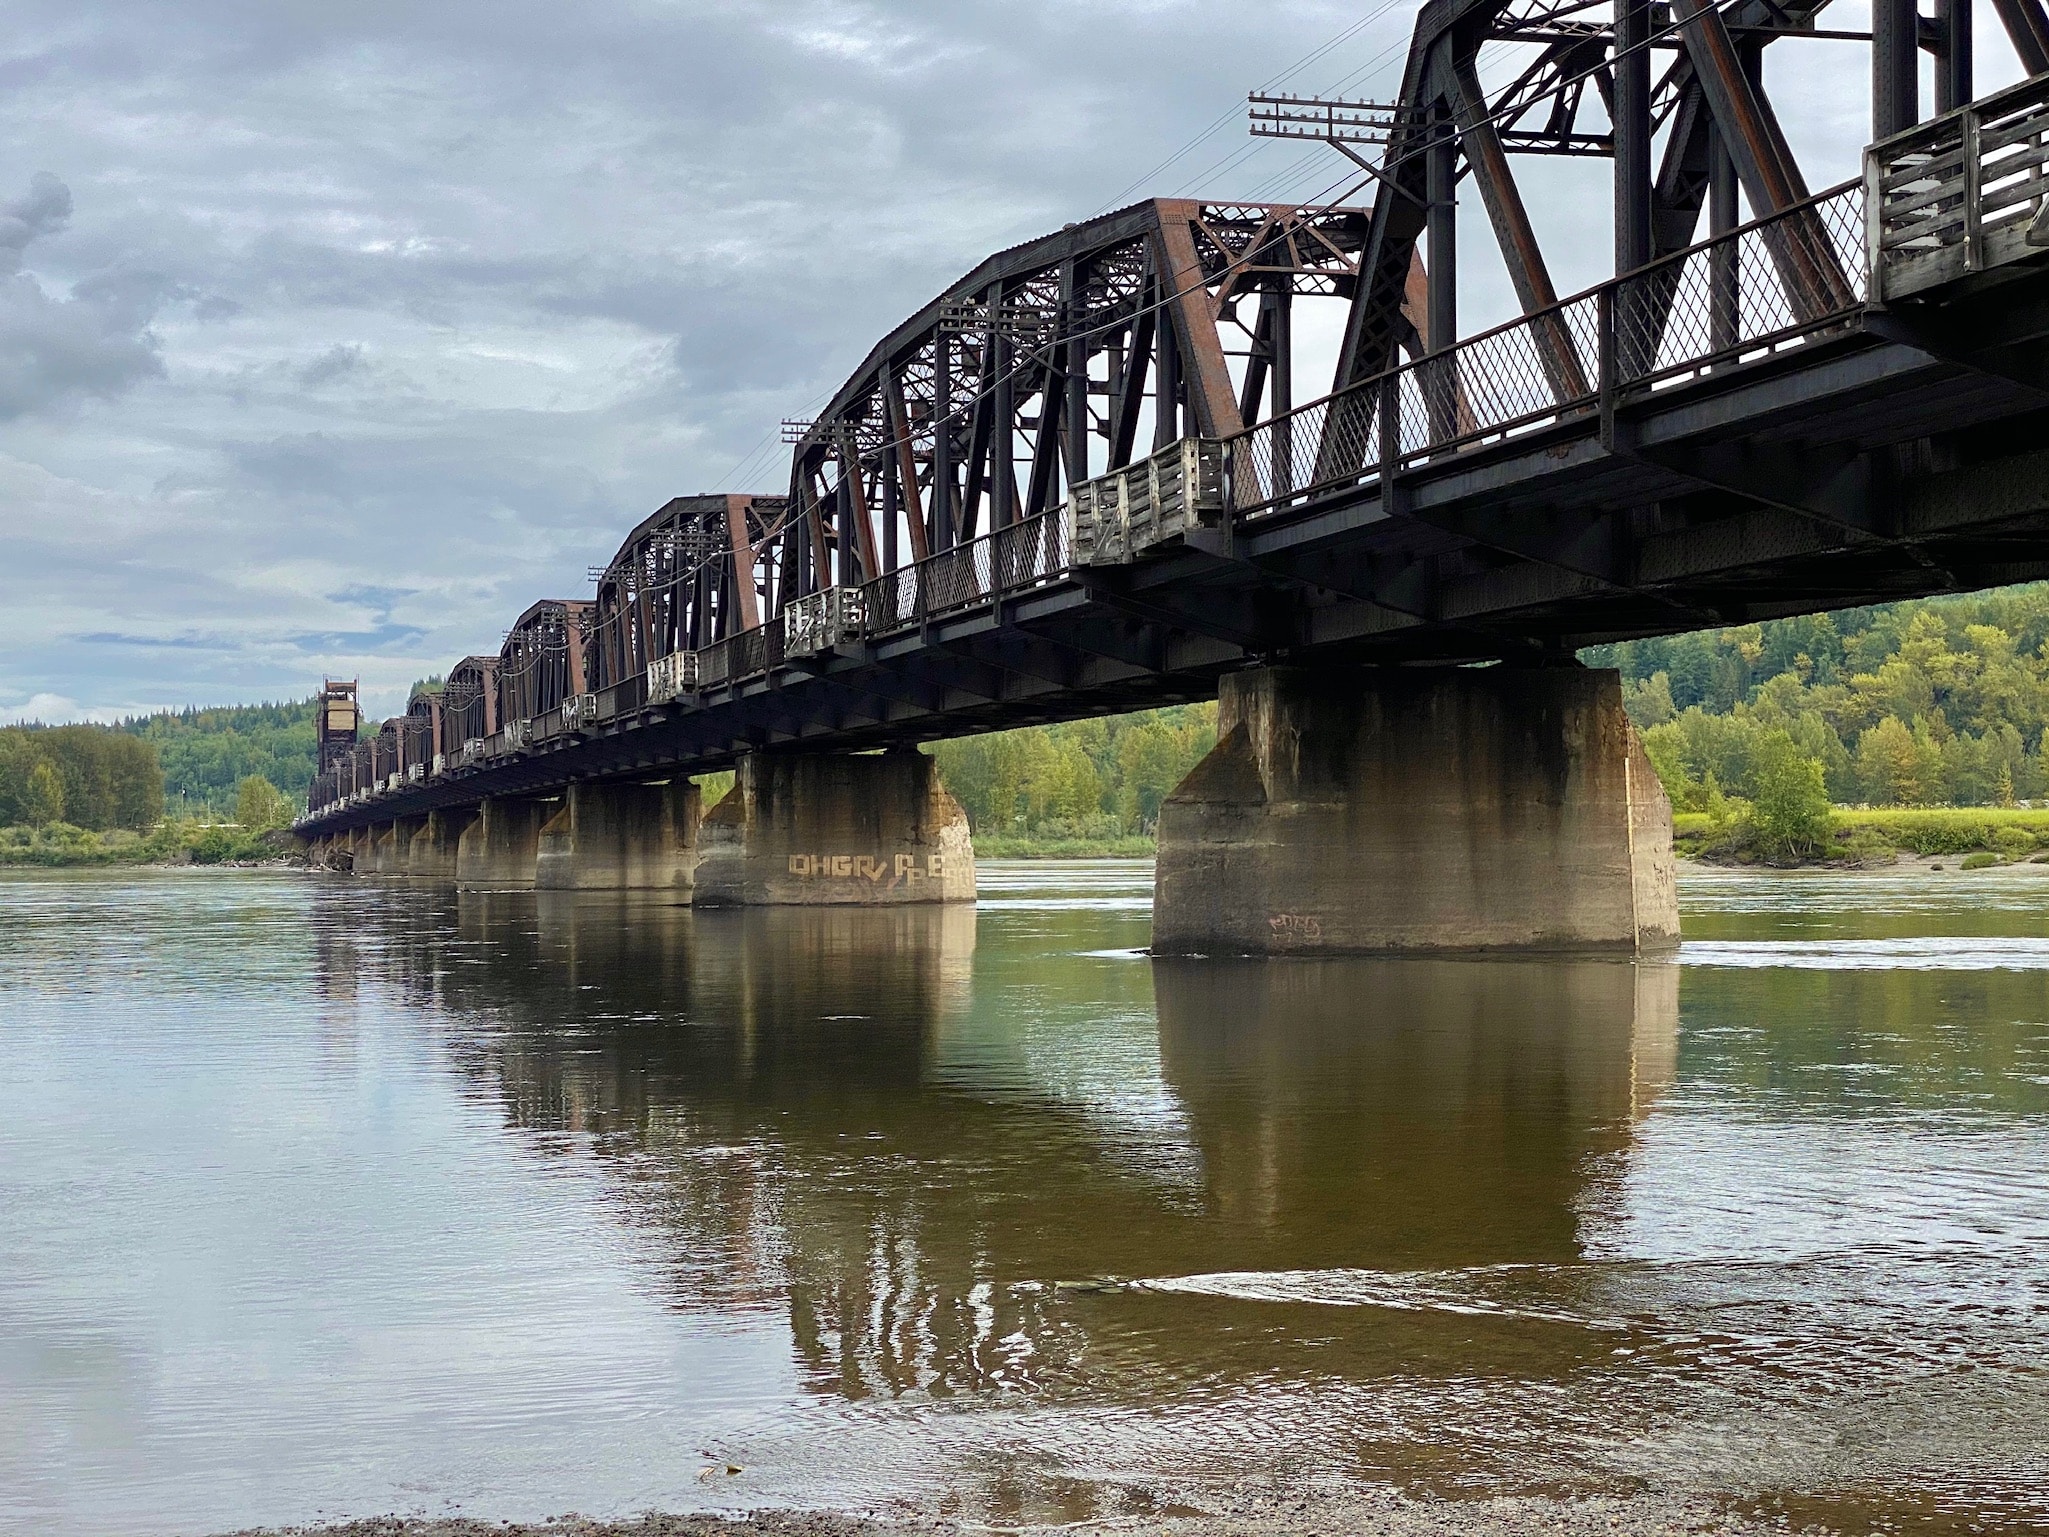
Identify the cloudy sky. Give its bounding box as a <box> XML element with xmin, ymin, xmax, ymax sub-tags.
<box><xmin>0</xmin><ymin>0</ymin><xmax>2023</xmax><ymax>721</ymax></box>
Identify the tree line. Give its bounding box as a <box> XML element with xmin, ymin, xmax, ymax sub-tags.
<box><xmin>0</xmin><ymin>726</ymin><xmax>163</xmax><ymax>831</ymax></box>
<box><xmin>1587</xmin><ymin>583</ymin><xmax>2049</xmax><ymax>812</ymax></box>
<box><xmin>121</xmin><ymin>699</ymin><xmax>326</xmax><ymax>815</ymax></box>
<box><xmin>930</xmin><ymin>705</ymin><xmax>1217</xmax><ymax>840</ymax></box>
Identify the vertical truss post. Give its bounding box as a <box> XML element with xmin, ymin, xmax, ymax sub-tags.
<box><xmin>1708</xmin><ymin>124</ymin><xmax>1740</xmax><ymax>355</ymax></box>
<box><xmin>1936</xmin><ymin>0</ymin><xmax>1974</xmax><ymax>113</ymax></box>
<box><xmin>1615</xmin><ymin>0</ymin><xmax>1653</xmax><ymax>276</ymax></box>
<box><xmin>932</xmin><ymin>326</ymin><xmax>955</xmax><ymax>552</ymax></box>
<box><xmin>1062</xmin><ymin>256</ymin><xmax>1090</xmax><ymax>485</ymax></box>
<box><xmin>1271</xmin><ymin>284</ymin><xmax>1294</xmax><ymax>496</ymax></box>
<box><xmin>1425</xmin><ymin>103</ymin><xmax>1460</xmax><ymax>442</ymax></box>
<box><xmin>1617</xmin><ymin>0</ymin><xmax>1655</xmax><ymax>384</ymax></box>
<box><xmin>992</xmin><ymin>280</ymin><xmax>1015</xmax><ymax>528</ymax></box>
<box><xmin>1155</xmin><ymin>279</ymin><xmax>1181</xmax><ymax>448</ymax></box>
<box><xmin>1874</xmin><ymin>0</ymin><xmax>1920</xmax><ymax>140</ymax></box>
<box><xmin>881</xmin><ymin>459</ymin><xmax>900</xmax><ymax>570</ymax></box>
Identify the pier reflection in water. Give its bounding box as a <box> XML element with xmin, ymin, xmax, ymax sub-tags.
<box><xmin>4</xmin><ymin>863</ymin><xmax>2046</xmax><ymax>1535</ymax></box>
<box><xmin>363</xmin><ymin>882</ymin><xmax>1678</xmax><ymax>1411</ymax></box>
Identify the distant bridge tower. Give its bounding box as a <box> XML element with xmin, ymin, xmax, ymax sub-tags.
<box><xmin>315</xmin><ymin>679</ymin><xmax>360</xmax><ymax>777</ymax></box>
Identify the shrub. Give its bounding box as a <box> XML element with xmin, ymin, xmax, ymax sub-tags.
<box><xmin>1960</xmin><ymin>851</ymin><xmax>2001</xmax><ymax>870</ymax></box>
<box><xmin>1993</xmin><ymin>824</ymin><xmax>2040</xmax><ymax>858</ymax></box>
<box><xmin>234</xmin><ymin>775</ymin><xmax>294</xmax><ymax>832</ymax></box>
<box><xmin>1745</xmin><ymin>733</ymin><xmax>1834</xmax><ymax>858</ymax></box>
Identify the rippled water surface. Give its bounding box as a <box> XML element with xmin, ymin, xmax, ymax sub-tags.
<box><xmin>3</xmin><ymin>862</ymin><xmax>2047</xmax><ymax>1535</ymax></box>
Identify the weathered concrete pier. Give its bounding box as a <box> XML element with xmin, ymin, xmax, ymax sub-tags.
<box><xmin>317</xmin><ymin>750</ymin><xmax>976</xmax><ymax>906</ymax></box>
<box><xmin>694</xmin><ymin>750</ymin><xmax>974</xmax><ymax>906</ymax></box>
<box><xmin>1152</xmin><ymin>665</ymin><xmax>1677</xmax><ymax>956</ymax></box>
<box><xmin>535</xmin><ymin>780</ymin><xmax>701</xmax><ymax>892</ymax></box>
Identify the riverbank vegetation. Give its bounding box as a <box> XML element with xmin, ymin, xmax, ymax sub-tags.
<box><xmin>0</xmin><ymin>720</ymin><xmax>296</xmax><ymax>866</ymax></box>
<box><xmin>930</xmin><ymin>704</ymin><xmax>1216</xmax><ymax>854</ymax></box>
<box><xmin>1671</xmin><ymin>805</ymin><xmax>2049</xmax><ymax>866</ymax></box>
<box><xmin>1586</xmin><ymin>583</ymin><xmax>2049</xmax><ymax>863</ymax></box>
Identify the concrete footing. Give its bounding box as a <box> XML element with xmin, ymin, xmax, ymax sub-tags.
<box><xmin>406</xmin><ymin>807</ymin><xmax>475</xmax><ymax>880</ymax></box>
<box><xmin>535</xmin><ymin>781</ymin><xmax>702</xmax><ymax>891</ymax></box>
<box><xmin>693</xmin><ymin>749</ymin><xmax>975</xmax><ymax>905</ymax></box>
<box><xmin>455</xmin><ymin>797</ymin><xmax>552</xmax><ymax>890</ymax></box>
<box><xmin>1153</xmin><ymin>664</ymin><xmax>1678</xmax><ymax>955</ymax></box>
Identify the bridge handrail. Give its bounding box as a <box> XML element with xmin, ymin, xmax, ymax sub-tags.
<box><xmin>860</xmin><ymin>507</ymin><xmax>1070</xmax><ymax>640</ymax></box>
<box><xmin>1223</xmin><ymin>179</ymin><xmax>1867</xmax><ymax>520</ymax></box>
<box><xmin>1870</xmin><ymin>71</ymin><xmax>2049</xmax><ymax>299</ymax></box>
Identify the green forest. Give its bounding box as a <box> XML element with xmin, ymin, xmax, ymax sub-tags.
<box><xmin>121</xmin><ymin>699</ymin><xmax>325</xmax><ymax>816</ymax></box>
<box><xmin>0</xmin><ymin>726</ymin><xmax>162</xmax><ymax>831</ymax></box>
<box><xmin>929</xmin><ymin>703</ymin><xmax>1218</xmax><ymax>853</ymax></box>
<box><xmin>1587</xmin><ymin>583</ymin><xmax>2049</xmax><ymax>810</ymax></box>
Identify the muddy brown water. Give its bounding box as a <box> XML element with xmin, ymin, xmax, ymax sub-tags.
<box><xmin>1</xmin><ymin>862</ymin><xmax>2045</xmax><ymax>1535</ymax></box>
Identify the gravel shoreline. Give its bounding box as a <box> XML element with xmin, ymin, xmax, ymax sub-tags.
<box><xmin>219</xmin><ymin>1491</ymin><xmax>1851</xmax><ymax>1537</ymax></box>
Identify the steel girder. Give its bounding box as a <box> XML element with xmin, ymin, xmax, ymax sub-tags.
<box><xmin>588</xmin><ymin>494</ymin><xmax>790</xmax><ymax>690</ymax></box>
<box><xmin>785</xmin><ymin>199</ymin><xmax>1382</xmax><ymax>590</ymax></box>
<box><xmin>497</xmin><ymin>599</ymin><xmax>594</xmax><ymax>725</ymax></box>
<box><xmin>442</xmin><ymin>655</ymin><xmax>500</xmax><ymax>757</ymax></box>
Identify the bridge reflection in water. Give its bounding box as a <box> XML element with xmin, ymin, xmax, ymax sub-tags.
<box><xmin>344</xmin><ymin>886</ymin><xmax>1676</xmax><ymax>1409</ymax></box>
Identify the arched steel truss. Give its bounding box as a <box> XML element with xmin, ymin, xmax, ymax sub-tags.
<box><xmin>301</xmin><ymin>0</ymin><xmax>2049</xmax><ymax>821</ymax></box>
<box><xmin>783</xmin><ymin>198</ymin><xmax>1398</xmax><ymax>590</ymax></box>
<box><xmin>498</xmin><ymin>600</ymin><xmax>594</xmax><ymax>728</ymax></box>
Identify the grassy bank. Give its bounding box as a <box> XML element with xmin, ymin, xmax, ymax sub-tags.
<box><xmin>1674</xmin><ymin>805</ymin><xmax>2049</xmax><ymax>866</ymax></box>
<box><xmin>0</xmin><ymin>821</ymin><xmax>291</xmax><ymax>868</ymax></box>
<box><xmin>975</xmin><ymin>833</ymin><xmax>1156</xmax><ymax>859</ymax></box>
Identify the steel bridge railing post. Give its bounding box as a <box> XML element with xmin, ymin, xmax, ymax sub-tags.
<box><xmin>1597</xmin><ymin>285</ymin><xmax>1617</xmax><ymax>440</ymax></box>
<box><xmin>1377</xmin><ymin>370</ymin><xmax>1400</xmax><ymax>507</ymax></box>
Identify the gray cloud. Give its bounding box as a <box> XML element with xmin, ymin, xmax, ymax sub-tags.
<box><xmin>0</xmin><ymin>173</ymin><xmax>166</xmax><ymax>418</ymax></box>
<box><xmin>294</xmin><ymin>341</ymin><xmax>362</xmax><ymax>386</ymax></box>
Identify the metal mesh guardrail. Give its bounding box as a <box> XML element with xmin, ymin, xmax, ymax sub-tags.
<box><xmin>1620</xmin><ymin>182</ymin><xmax>1865</xmax><ymax>387</ymax></box>
<box><xmin>860</xmin><ymin>510</ymin><xmax>1069</xmax><ymax>638</ymax></box>
<box><xmin>1226</xmin><ymin>181</ymin><xmax>1869</xmax><ymax>520</ymax></box>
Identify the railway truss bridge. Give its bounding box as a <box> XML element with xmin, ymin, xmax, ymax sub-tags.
<box><xmin>302</xmin><ymin>1</ymin><xmax>2049</xmax><ymax>953</ymax></box>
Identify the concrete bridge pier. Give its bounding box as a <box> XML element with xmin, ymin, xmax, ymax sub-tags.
<box><xmin>1153</xmin><ymin>665</ymin><xmax>1678</xmax><ymax>956</ymax></box>
<box><xmin>534</xmin><ymin>780</ymin><xmax>702</xmax><ymax>891</ymax></box>
<box><xmin>365</xmin><ymin>816</ymin><xmax>423</xmax><ymax>876</ymax></box>
<box><xmin>304</xmin><ymin>832</ymin><xmax>352</xmax><ymax>872</ymax></box>
<box><xmin>454</xmin><ymin>796</ymin><xmax>552</xmax><ymax>889</ymax></box>
<box><xmin>693</xmin><ymin>748</ymin><xmax>975</xmax><ymax>905</ymax></box>
<box><xmin>406</xmin><ymin>807</ymin><xmax>475</xmax><ymax>881</ymax></box>
<box><xmin>351</xmin><ymin>824</ymin><xmax>385</xmax><ymax>874</ymax></box>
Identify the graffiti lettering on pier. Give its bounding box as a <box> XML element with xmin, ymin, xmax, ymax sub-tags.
<box><xmin>787</xmin><ymin>852</ymin><xmax>949</xmax><ymax>890</ymax></box>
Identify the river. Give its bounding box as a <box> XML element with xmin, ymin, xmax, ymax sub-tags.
<box><xmin>1</xmin><ymin>863</ymin><xmax>2045</xmax><ymax>1535</ymax></box>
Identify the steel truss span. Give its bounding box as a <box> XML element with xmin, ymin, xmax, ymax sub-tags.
<box><xmin>304</xmin><ymin>3</ymin><xmax>2049</xmax><ymax>830</ymax></box>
